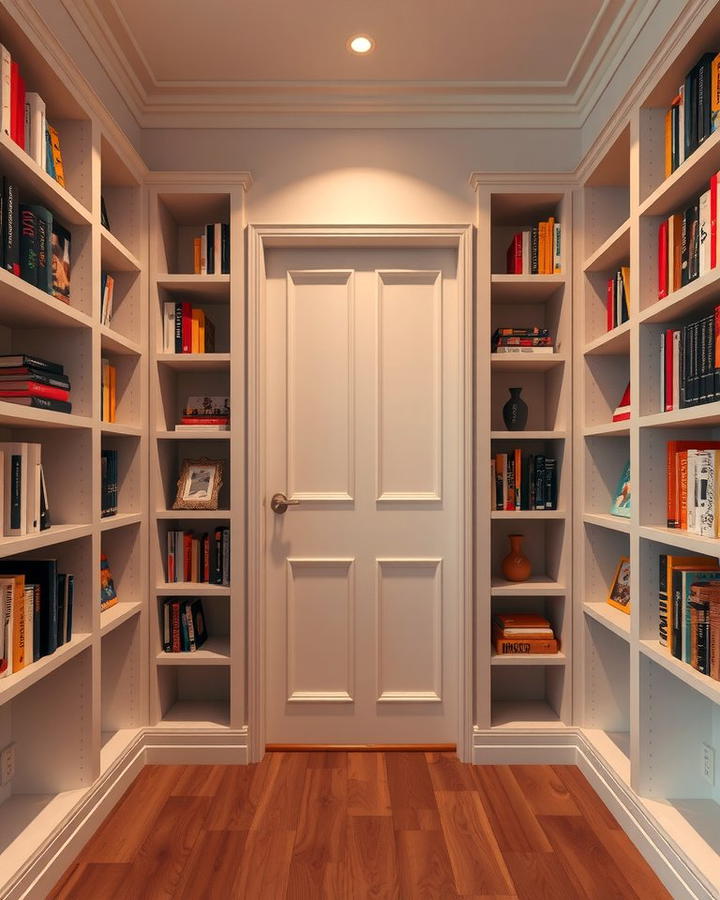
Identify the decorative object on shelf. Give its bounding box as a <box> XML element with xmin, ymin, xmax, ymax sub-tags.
<box><xmin>612</xmin><ymin>382</ymin><xmax>630</xmax><ymax>422</ymax></box>
<box><xmin>501</xmin><ymin>533</ymin><xmax>531</xmax><ymax>582</ymax></box>
<box><xmin>492</xmin><ymin>612</ymin><xmax>558</xmax><ymax>654</ymax></box>
<box><xmin>100</xmin><ymin>554</ymin><xmax>118</xmax><ymax>612</ymax></box>
<box><xmin>173</xmin><ymin>457</ymin><xmax>224</xmax><ymax>510</ymax></box>
<box><xmin>502</xmin><ymin>387</ymin><xmax>528</xmax><ymax>431</ymax></box>
<box><xmin>610</xmin><ymin>460</ymin><xmax>631</xmax><ymax>518</ymax></box>
<box><xmin>607</xmin><ymin>557</ymin><xmax>630</xmax><ymax>614</ymax></box>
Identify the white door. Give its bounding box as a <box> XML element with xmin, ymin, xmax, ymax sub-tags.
<box><xmin>263</xmin><ymin>244</ymin><xmax>463</xmax><ymax>745</ymax></box>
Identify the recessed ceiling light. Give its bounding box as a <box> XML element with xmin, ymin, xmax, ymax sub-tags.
<box><xmin>348</xmin><ymin>35</ymin><xmax>374</xmax><ymax>55</ymax></box>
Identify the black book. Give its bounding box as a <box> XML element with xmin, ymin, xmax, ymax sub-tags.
<box><xmin>221</xmin><ymin>223</ymin><xmax>230</xmax><ymax>274</ymax></box>
<box><xmin>0</xmin><ymin>559</ymin><xmax>57</xmax><ymax>657</ymax></box>
<box><xmin>0</xmin><ymin>355</ymin><xmax>63</xmax><ymax>374</ymax></box>
<box><xmin>188</xmin><ymin>597</ymin><xmax>208</xmax><ymax>649</ymax></box>
<box><xmin>684</xmin><ymin>64</ymin><xmax>698</xmax><ymax>159</ymax></box>
<box><xmin>528</xmin><ymin>455</ymin><xmax>536</xmax><ymax>510</ymax></box>
<box><xmin>30</xmin><ymin>584</ymin><xmax>40</xmax><ymax>661</ymax></box>
<box><xmin>10</xmin><ymin>453</ymin><xmax>21</xmax><ymax>530</ymax></box>
<box><xmin>19</xmin><ymin>205</ymin><xmax>38</xmax><ymax>287</ymax></box>
<box><xmin>213</xmin><ymin>526</ymin><xmax>224</xmax><ymax>584</ymax></box>
<box><xmin>714</xmin><ymin>306</ymin><xmax>720</xmax><ymax>402</ymax></box>
<box><xmin>56</xmin><ymin>573</ymin><xmax>66</xmax><ymax>648</ymax></box>
<box><xmin>174</xmin><ymin>302</ymin><xmax>183</xmax><ymax>354</ymax></box>
<box><xmin>689</xmin><ymin>599</ymin><xmax>709</xmax><ymax>674</ymax></box>
<box><xmin>703</xmin><ymin>314</ymin><xmax>714</xmax><ymax>402</ymax></box>
<box><xmin>545</xmin><ymin>458</ymin><xmax>557</xmax><ymax>510</ymax></box>
<box><xmin>680</xmin><ymin>324</ymin><xmax>688</xmax><ymax>409</ymax></box>
<box><xmin>520</xmin><ymin>453</ymin><xmax>530</xmax><ymax>510</ymax></box>
<box><xmin>530</xmin><ymin>226</ymin><xmax>538</xmax><ymax>275</ymax></box>
<box><xmin>223</xmin><ymin>528</ymin><xmax>230</xmax><ymax>586</ymax></box>
<box><xmin>29</xmin><ymin>205</ymin><xmax>53</xmax><ymax>295</ymax></box>
<box><xmin>3</xmin><ymin>179</ymin><xmax>19</xmax><ymax>276</ymax></box>
<box><xmin>495</xmin><ymin>457</ymin><xmax>503</xmax><ymax>510</ymax></box>
<box><xmin>39</xmin><ymin>465</ymin><xmax>50</xmax><ymax>530</ymax></box>
<box><xmin>535</xmin><ymin>455</ymin><xmax>545</xmax><ymax>510</ymax></box>
<box><xmin>658</xmin><ymin>554</ymin><xmax>668</xmax><ymax>646</ymax></box>
<box><xmin>206</xmin><ymin>224</ymin><xmax>214</xmax><ymax>274</ymax></box>
<box><xmin>671</xmin><ymin>568</ymin><xmax>683</xmax><ymax>660</ymax></box>
<box><xmin>100</xmin><ymin>195</ymin><xmax>110</xmax><ymax>231</ymax></box>
<box><xmin>698</xmin><ymin>315</ymin><xmax>708</xmax><ymax>404</ymax></box>
<box><xmin>65</xmin><ymin>574</ymin><xmax>73</xmax><ymax>642</ymax></box>
<box><xmin>696</xmin><ymin>53</ymin><xmax>715</xmax><ymax>147</ymax></box>
<box><xmin>0</xmin><ymin>396</ymin><xmax>72</xmax><ymax>413</ymax></box>
<box><xmin>506</xmin><ymin>453</ymin><xmax>515</xmax><ymax>509</ymax></box>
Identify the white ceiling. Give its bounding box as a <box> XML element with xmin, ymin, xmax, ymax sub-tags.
<box><xmin>62</xmin><ymin>0</ymin><xmax>661</xmax><ymax>127</ymax></box>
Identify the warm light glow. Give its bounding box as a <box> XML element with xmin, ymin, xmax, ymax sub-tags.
<box><xmin>348</xmin><ymin>35</ymin><xmax>374</xmax><ymax>54</ymax></box>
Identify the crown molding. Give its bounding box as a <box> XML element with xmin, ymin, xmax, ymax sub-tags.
<box><xmin>144</xmin><ymin>171</ymin><xmax>253</xmax><ymax>189</ymax></box>
<box><xmin>469</xmin><ymin>172</ymin><xmax>576</xmax><ymax>190</ymax></box>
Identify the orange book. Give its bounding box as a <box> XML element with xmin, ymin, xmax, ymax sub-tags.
<box><xmin>679</xmin><ymin>451</ymin><xmax>688</xmax><ymax>530</ymax></box>
<box><xmin>101</xmin><ymin>358</ymin><xmax>110</xmax><ymax>422</ymax></box>
<box><xmin>10</xmin><ymin>574</ymin><xmax>26</xmax><ymax>672</ymax></box>
<box><xmin>546</xmin><ymin>217</ymin><xmax>555</xmax><ymax>274</ymax></box>
<box><xmin>664</xmin><ymin>107</ymin><xmax>672</xmax><ymax>178</ymax></box>
<box><xmin>494</xmin><ymin>613</ymin><xmax>551</xmax><ymax>629</ymax></box>
<box><xmin>108</xmin><ymin>364</ymin><xmax>116</xmax><ymax>423</ymax></box>
<box><xmin>191</xmin><ymin>308</ymin><xmax>205</xmax><ymax>353</ymax></box>
<box><xmin>514</xmin><ymin>448</ymin><xmax>521</xmax><ymax>509</ymax></box>
<box><xmin>667</xmin><ymin>441</ymin><xmax>720</xmax><ymax>526</ymax></box>
<box><xmin>668</xmin><ymin>213</ymin><xmax>683</xmax><ymax>291</ymax></box>
<box><xmin>193</xmin><ymin>238</ymin><xmax>202</xmax><ymax>275</ymax></box>
<box><xmin>494</xmin><ymin>637</ymin><xmax>559</xmax><ymax>655</ymax></box>
<box><xmin>538</xmin><ymin>222</ymin><xmax>547</xmax><ymax>275</ymax></box>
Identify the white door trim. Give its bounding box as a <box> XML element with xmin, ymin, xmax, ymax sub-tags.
<box><xmin>247</xmin><ymin>224</ymin><xmax>474</xmax><ymax>762</ymax></box>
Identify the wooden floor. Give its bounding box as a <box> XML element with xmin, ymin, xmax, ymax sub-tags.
<box><xmin>50</xmin><ymin>753</ymin><xmax>670</xmax><ymax>899</ymax></box>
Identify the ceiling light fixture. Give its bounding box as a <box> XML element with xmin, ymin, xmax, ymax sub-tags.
<box><xmin>348</xmin><ymin>34</ymin><xmax>375</xmax><ymax>55</ymax></box>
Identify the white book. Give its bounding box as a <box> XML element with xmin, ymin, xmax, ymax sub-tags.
<box><xmin>698</xmin><ymin>450</ymin><xmax>716</xmax><ymax>537</ymax></box>
<box><xmin>521</xmin><ymin>231</ymin><xmax>530</xmax><ymax>274</ymax></box>
<box><xmin>493</xmin><ymin>346</ymin><xmax>554</xmax><ymax>355</ymax></box>
<box><xmin>1</xmin><ymin>443</ymin><xmax>29</xmax><ymax>537</ymax></box>
<box><xmin>23</xmin><ymin>99</ymin><xmax>31</xmax><ymax>156</ymax></box>
<box><xmin>25</xmin><ymin>93</ymin><xmax>45</xmax><ymax>166</ymax></box>
<box><xmin>0</xmin><ymin>580</ymin><xmax>13</xmax><ymax>677</ymax></box>
<box><xmin>687</xmin><ymin>449</ymin><xmax>698</xmax><ymax>533</ymax></box>
<box><xmin>660</xmin><ymin>333</ymin><xmax>665</xmax><ymax>411</ymax></box>
<box><xmin>678</xmin><ymin>84</ymin><xmax>685</xmax><ymax>166</ymax></box>
<box><xmin>163</xmin><ymin>301</ymin><xmax>175</xmax><ymax>352</ymax></box>
<box><xmin>25</xmin><ymin>444</ymin><xmax>41</xmax><ymax>534</ymax></box>
<box><xmin>699</xmin><ymin>190</ymin><xmax>711</xmax><ymax>277</ymax></box>
<box><xmin>0</xmin><ymin>45</ymin><xmax>10</xmax><ymax>137</ymax></box>
<box><xmin>672</xmin><ymin>329</ymin><xmax>680</xmax><ymax>412</ymax></box>
<box><xmin>553</xmin><ymin>222</ymin><xmax>561</xmax><ymax>273</ymax></box>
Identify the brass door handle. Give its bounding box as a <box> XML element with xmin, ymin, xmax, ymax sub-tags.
<box><xmin>270</xmin><ymin>492</ymin><xmax>301</xmax><ymax>514</ymax></box>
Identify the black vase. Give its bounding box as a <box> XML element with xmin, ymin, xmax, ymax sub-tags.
<box><xmin>503</xmin><ymin>387</ymin><xmax>528</xmax><ymax>431</ymax></box>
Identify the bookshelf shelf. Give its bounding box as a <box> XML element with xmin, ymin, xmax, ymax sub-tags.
<box><xmin>156</xmin><ymin>353</ymin><xmax>231</xmax><ymax>371</ymax></box>
<box><xmin>583</xmin><ymin>602</ymin><xmax>631</xmax><ymax>641</ymax></box>
<box><xmin>582</xmin><ymin>513</ymin><xmax>630</xmax><ymax>534</ymax></box>
<box><xmin>638</xmin><ymin>525</ymin><xmax>720</xmax><ymax>555</ymax></box>
<box><xmin>490</xmin><ymin>353</ymin><xmax>567</xmax><ymax>373</ymax></box>
<box><xmin>490</xmin><ymin>430</ymin><xmax>566</xmax><ymax>440</ymax></box>
<box><xmin>155</xmin><ymin>274</ymin><xmax>231</xmax><ymax>298</ymax></box>
<box><xmin>639</xmin><ymin>126</ymin><xmax>720</xmax><ymax>218</ymax></box>
<box><xmin>490</xmin><ymin>575</ymin><xmax>567</xmax><ymax>595</ymax></box>
<box><xmin>639</xmin><ymin>403</ymin><xmax>720</xmax><ymax>429</ymax></box>
<box><xmin>155</xmin><ymin>636</ymin><xmax>230</xmax><ymax>666</ymax></box>
<box><xmin>100</xmin><ymin>512</ymin><xmax>143</xmax><ymax>532</ymax></box>
<box><xmin>0</xmin><ymin>633</ymin><xmax>92</xmax><ymax>708</ymax></box>
<box><xmin>639</xmin><ymin>640</ymin><xmax>720</xmax><ymax>707</ymax></box>
<box><xmin>0</xmin><ymin>403</ymin><xmax>93</xmax><ymax>430</ymax></box>
<box><xmin>491</xmin><ymin>699</ymin><xmax>564</xmax><ymax>729</ymax></box>
<box><xmin>100</xmin><ymin>226</ymin><xmax>141</xmax><ymax>273</ymax></box>
<box><xmin>0</xmin><ymin>523</ymin><xmax>93</xmax><ymax>560</ymax></box>
<box><xmin>156</xmin><ymin>429</ymin><xmax>232</xmax><ymax>440</ymax></box>
<box><xmin>582</xmin><ymin>729</ymin><xmax>631</xmax><ymax>783</ymax></box>
<box><xmin>583</xmin><ymin>421</ymin><xmax>630</xmax><ymax>437</ymax></box>
<box><xmin>639</xmin><ymin>267</ymin><xmax>720</xmax><ymax>324</ymax></box>
<box><xmin>491</xmin><ymin>650</ymin><xmax>566</xmax><ymax>666</ymax></box>
<box><xmin>491</xmin><ymin>510</ymin><xmax>565</xmax><ymax>520</ymax></box>
<box><xmin>158</xmin><ymin>700</ymin><xmax>230</xmax><ymax>730</ymax></box>
<box><xmin>582</xmin><ymin>218</ymin><xmax>631</xmax><ymax>273</ymax></box>
<box><xmin>100</xmin><ymin>601</ymin><xmax>143</xmax><ymax>637</ymax></box>
<box><xmin>584</xmin><ymin>321</ymin><xmax>631</xmax><ymax>356</ymax></box>
<box><xmin>490</xmin><ymin>274</ymin><xmax>565</xmax><ymax>302</ymax></box>
<box><xmin>155</xmin><ymin>583</ymin><xmax>231</xmax><ymax>596</ymax></box>
<box><xmin>0</xmin><ymin>268</ymin><xmax>92</xmax><ymax>331</ymax></box>
<box><xmin>99</xmin><ymin>324</ymin><xmax>142</xmax><ymax>357</ymax></box>
<box><xmin>100</xmin><ymin>422</ymin><xmax>142</xmax><ymax>438</ymax></box>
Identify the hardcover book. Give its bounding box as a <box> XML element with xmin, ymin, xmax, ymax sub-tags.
<box><xmin>610</xmin><ymin>460</ymin><xmax>631</xmax><ymax>518</ymax></box>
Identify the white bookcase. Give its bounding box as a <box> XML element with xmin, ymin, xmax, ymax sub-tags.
<box><xmin>472</xmin><ymin>178</ymin><xmax>574</xmax><ymax>736</ymax></box>
<box><xmin>0</xmin><ymin>3</ymin><xmax>148</xmax><ymax>893</ymax></box>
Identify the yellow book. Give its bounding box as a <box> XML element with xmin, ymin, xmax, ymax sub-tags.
<box><xmin>193</xmin><ymin>238</ymin><xmax>202</xmax><ymax>275</ymax></box>
<box><xmin>664</xmin><ymin>107</ymin><xmax>672</xmax><ymax>178</ymax></box>
<box><xmin>11</xmin><ymin>575</ymin><xmax>26</xmax><ymax>672</ymax></box>
<box><xmin>621</xmin><ymin>265</ymin><xmax>630</xmax><ymax>311</ymax></box>
<box><xmin>195</xmin><ymin>309</ymin><xmax>206</xmax><ymax>353</ymax></box>
<box><xmin>109</xmin><ymin>364</ymin><xmax>116</xmax><ymax>423</ymax></box>
<box><xmin>101</xmin><ymin>358</ymin><xmax>110</xmax><ymax>422</ymax></box>
<box><xmin>538</xmin><ymin>222</ymin><xmax>547</xmax><ymax>275</ymax></box>
<box><xmin>712</xmin><ymin>53</ymin><xmax>720</xmax><ymax>135</ymax></box>
<box><xmin>47</xmin><ymin>125</ymin><xmax>65</xmax><ymax>187</ymax></box>
<box><xmin>546</xmin><ymin>217</ymin><xmax>555</xmax><ymax>274</ymax></box>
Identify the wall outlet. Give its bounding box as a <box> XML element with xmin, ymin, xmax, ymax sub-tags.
<box><xmin>702</xmin><ymin>743</ymin><xmax>715</xmax><ymax>785</ymax></box>
<box><xmin>0</xmin><ymin>743</ymin><xmax>15</xmax><ymax>786</ymax></box>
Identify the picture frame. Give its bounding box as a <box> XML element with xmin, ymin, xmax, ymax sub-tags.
<box><xmin>607</xmin><ymin>556</ymin><xmax>631</xmax><ymax>614</ymax></box>
<box><xmin>172</xmin><ymin>457</ymin><xmax>223</xmax><ymax>510</ymax></box>
<box><xmin>610</xmin><ymin>459</ymin><xmax>631</xmax><ymax>518</ymax></box>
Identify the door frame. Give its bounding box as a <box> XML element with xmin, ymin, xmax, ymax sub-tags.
<box><xmin>246</xmin><ymin>224</ymin><xmax>474</xmax><ymax>762</ymax></box>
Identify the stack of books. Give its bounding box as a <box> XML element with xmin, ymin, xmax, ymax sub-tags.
<box><xmin>162</xmin><ymin>302</ymin><xmax>216</xmax><ymax>354</ymax></box>
<box><xmin>492</xmin><ymin>327</ymin><xmax>553</xmax><ymax>355</ymax></box>
<box><xmin>0</xmin><ymin>41</ymin><xmax>65</xmax><ymax>184</ymax></box>
<box><xmin>161</xmin><ymin>597</ymin><xmax>208</xmax><ymax>653</ymax></box>
<box><xmin>175</xmin><ymin>395</ymin><xmax>230</xmax><ymax>432</ymax></box>
<box><xmin>101</xmin><ymin>358</ymin><xmax>116</xmax><ymax>423</ymax></box>
<box><xmin>101</xmin><ymin>449</ymin><xmax>118</xmax><ymax>518</ymax></box>
<box><xmin>193</xmin><ymin>223</ymin><xmax>230</xmax><ymax>274</ymax></box>
<box><xmin>659</xmin><ymin>307</ymin><xmax>719</xmax><ymax>412</ymax></box>
<box><xmin>606</xmin><ymin>267</ymin><xmax>630</xmax><ymax>331</ymax></box>
<box><xmin>492</xmin><ymin>613</ymin><xmax>559</xmax><ymax>655</ymax></box>
<box><xmin>166</xmin><ymin>526</ymin><xmax>230</xmax><ymax>585</ymax></box>
<box><xmin>0</xmin><ymin>354</ymin><xmax>71</xmax><ymax>413</ymax></box>
<box><xmin>0</xmin><ymin>441</ymin><xmax>50</xmax><ymax>536</ymax></box>
<box><xmin>492</xmin><ymin>450</ymin><xmax>558</xmax><ymax>510</ymax></box>
<box><xmin>0</xmin><ymin>559</ymin><xmax>73</xmax><ymax>677</ymax></box>
<box><xmin>100</xmin><ymin>273</ymin><xmax>115</xmax><ymax>326</ymax></box>
<box><xmin>666</xmin><ymin>440</ymin><xmax>720</xmax><ymax>537</ymax></box>
<box><xmin>100</xmin><ymin>554</ymin><xmax>118</xmax><ymax>612</ymax></box>
<box><xmin>659</xmin><ymin>553</ymin><xmax>720</xmax><ymax>681</ymax></box>
<box><xmin>664</xmin><ymin>51</ymin><xmax>720</xmax><ymax>177</ymax></box>
<box><xmin>505</xmin><ymin>219</ymin><xmax>561</xmax><ymax>274</ymax></box>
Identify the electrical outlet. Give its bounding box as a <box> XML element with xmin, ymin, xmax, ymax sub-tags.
<box><xmin>702</xmin><ymin>743</ymin><xmax>715</xmax><ymax>785</ymax></box>
<box><xmin>0</xmin><ymin>743</ymin><xmax>15</xmax><ymax>786</ymax></box>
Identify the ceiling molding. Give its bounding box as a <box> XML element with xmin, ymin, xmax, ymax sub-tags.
<box><xmin>145</xmin><ymin>171</ymin><xmax>253</xmax><ymax>189</ymax></box>
<box><xmin>57</xmin><ymin>0</ymin><xmax>663</xmax><ymax>129</ymax></box>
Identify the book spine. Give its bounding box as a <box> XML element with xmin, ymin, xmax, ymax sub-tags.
<box><xmin>162</xmin><ymin>601</ymin><xmax>171</xmax><ymax>652</ymax></box>
<box><xmin>9</xmin><ymin>454</ymin><xmax>20</xmax><ymax>532</ymax></box>
<box><xmin>494</xmin><ymin>638</ymin><xmax>558</xmax><ymax>654</ymax></box>
<box><xmin>659</xmin><ymin>553</ymin><xmax>668</xmax><ymax>646</ymax></box>
<box><xmin>171</xmin><ymin>600</ymin><xmax>181</xmax><ymax>652</ymax></box>
<box><xmin>658</xmin><ymin>220</ymin><xmax>668</xmax><ymax>299</ymax></box>
<box><xmin>665</xmin><ymin>328</ymin><xmax>674</xmax><ymax>411</ymax></box>
<box><xmin>206</xmin><ymin>224</ymin><xmax>214</xmax><ymax>274</ymax></box>
<box><xmin>4</xmin><ymin>180</ymin><xmax>19</xmax><ymax>276</ymax></box>
<box><xmin>174</xmin><ymin>302</ymin><xmax>183</xmax><ymax>354</ymax></box>
<box><xmin>181</xmin><ymin>302</ymin><xmax>192</xmax><ymax>354</ymax></box>
<box><xmin>0</xmin><ymin>45</ymin><xmax>10</xmax><ymax>138</ymax></box>
<box><xmin>530</xmin><ymin>226</ymin><xmax>538</xmax><ymax>275</ymax></box>
<box><xmin>672</xmin><ymin>568</ymin><xmax>683</xmax><ymax>660</ymax></box>
<box><xmin>700</xmin><ymin>189</ymin><xmax>711</xmax><ymax>277</ymax></box>
<box><xmin>607</xmin><ymin>278</ymin><xmax>614</xmax><ymax>331</ymax></box>
<box><xmin>535</xmin><ymin>456</ymin><xmax>545</xmax><ymax>510</ymax></box>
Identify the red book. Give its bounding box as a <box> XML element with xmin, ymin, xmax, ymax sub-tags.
<box><xmin>183</xmin><ymin>531</ymin><xmax>192</xmax><ymax>581</ymax></box>
<box><xmin>658</xmin><ymin>220</ymin><xmax>669</xmax><ymax>299</ymax></box>
<box><xmin>171</xmin><ymin>600</ymin><xmax>181</xmax><ymax>652</ymax></box>
<box><xmin>606</xmin><ymin>277</ymin><xmax>615</xmax><ymax>331</ymax></box>
<box><xmin>180</xmin><ymin>416</ymin><xmax>230</xmax><ymax>425</ymax></box>
<box><xmin>181</xmin><ymin>302</ymin><xmax>192</xmax><ymax>353</ymax></box>
<box><xmin>664</xmin><ymin>328</ymin><xmax>674</xmax><ymax>411</ymax></box>
<box><xmin>0</xmin><ymin>382</ymin><xmax>69</xmax><ymax>401</ymax></box>
<box><xmin>612</xmin><ymin>382</ymin><xmax>631</xmax><ymax>421</ymax></box>
<box><xmin>15</xmin><ymin>72</ymin><xmax>24</xmax><ymax>151</ymax></box>
<box><xmin>9</xmin><ymin>61</ymin><xmax>18</xmax><ymax>145</ymax></box>
<box><xmin>506</xmin><ymin>233</ymin><xmax>522</xmax><ymax>274</ymax></box>
<box><xmin>666</xmin><ymin>440</ymin><xmax>720</xmax><ymax>527</ymax></box>
<box><xmin>711</xmin><ymin>173</ymin><xmax>718</xmax><ymax>270</ymax></box>
<box><xmin>203</xmin><ymin>533</ymin><xmax>210</xmax><ymax>582</ymax></box>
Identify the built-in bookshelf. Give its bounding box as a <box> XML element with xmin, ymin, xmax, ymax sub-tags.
<box><xmin>0</xmin><ymin>3</ymin><xmax>148</xmax><ymax>894</ymax></box>
<box><xmin>472</xmin><ymin>179</ymin><xmax>573</xmax><ymax>734</ymax></box>
<box><xmin>147</xmin><ymin>174</ymin><xmax>250</xmax><ymax>737</ymax></box>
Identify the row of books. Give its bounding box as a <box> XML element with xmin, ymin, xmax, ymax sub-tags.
<box><xmin>0</xmin><ymin>43</ymin><xmax>65</xmax><ymax>184</ymax></box>
<box><xmin>606</xmin><ymin>266</ymin><xmax>630</xmax><ymax>331</ymax></box>
<box><xmin>505</xmin><ymin>219</ymin><xmax>561</xmax><ymax>275</ymax></box>
<box><xmin>0</xmin><ymin>560</ymin><xmax>74</xmax><ymax>676</ymax></box>
<box><xmin>0</xmin><ymin>441</ymin><xmax>50</xmax><ymax>537</ymax></box>
<box><xmin>664</xmin><ymin>51</ymin><xmax>720</xmax><ymax>177</ymax></box>
<box><xmin>161</xmin><ymin>597</ymin><xmax>208</xmax><ymax>653</ymax></box>
<box><xmin>101</xmin><ymin>359</ymin><xmax>116</xmax><ymax>423</ymax></box>
<box><xmin>193</xmin><ymin>223</ymin><xmax>230</xmax><ymax>275</ymax></box>
<box><xmin>659</xmin><ymin>308</ymin><xmax>719</xmax><ymax>412</ymax></box>
<box><xmin>101</xmin><ymin>449</ymin><xmax>118</xmax><ymax>518</ymax></box>
<box><xmin>3</xmin><ymin>182</ymin><xmax>71</xmax><ymax>301</ymax></box>
<box><xmin>166</xmin><ymin>526</ymin><xmax>230</xmax><ymax>586</ymax></box>
<box><xmin>657</xmin><ymin>175</ymin><xmax>720</xmax><ymax>300</ymax></box>
<box><xmin>665</xmin><ymin>440</ymin><xmax>720</xmax><ymax>535</ymax></box>
<box><xmin>491</xmin><ymin>327</ymin><xmax>554</xmax><ymax>355</ymax></box>
<box><xmin>162</xmin><ymin>302</ymin><xmax>217</xmax><ymax>354</ymax></box>
<box><xmin>492</xmin><ymin>452</ymin><xmax>558</xmax><ymax>511</ymax></box>
<box><xmin>659</xmin><ymin>553</ymin><xmax>720</xmax><ymax>680</ymax></box>
<box><xmin>176</xmin><ymin>395</ymin><xmax>230</xmax><ymax>433</ymax></box>
<box><xmin>100</xmin><ymin>554</ymin><xmax>118</xmax><ymax>611</ymax></box>
<box><xmin>492</xmin><ymin>613</ymin><xmax>559</xmax><ymax>655</ymax></box>
<box><xmin>0</xmin><ymin>353</ymin><xmax>71</xmax><ymax>413</ymax></box>
<box><xmin>100</xmin><ymin>273</ymin><xmax>115</xmax><ymax>326</ymax></box>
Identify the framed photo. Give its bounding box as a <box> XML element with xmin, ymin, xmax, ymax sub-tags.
<box><xmin>607</xmin><ymin>556</ymin><xmax>631</xmax><ymax>614</ymax></box>
<box><xmin>610</xmin><ymin>459</ymin><xmax>631</xmax><ymax>518</ymax></box>
<box><xmin>172</xmin><ymin>458</ymin><xmax>223</xmax><ymax>510</ymax></box>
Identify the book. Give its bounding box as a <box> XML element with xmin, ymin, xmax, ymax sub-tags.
<box><xmin>51</xmin><ymin>222</ymin><xmax>71</xmax><ymax>302</ymax></box>
<box><xmin>607</xmin><ymin>557</ymin><xmax>630</xmax><ymax>614</ymax></box>
<box><xmin>4</xmin><ymin>179</ymin><xmax>19</xmax><ymax>276</ymax></box>
<box><xmin>610</xmin><ymin>460</ymin><xmax>631</xmax><ymax>518</ymax></box>
<box><xmin>100</xmin><ymin>195</ymin><xmax>110</xmax><ymax>230</ymax></box>
<box><xmin>29</xmin><ymin>205</ymin><xmax>52</xmax><ymax>295</ymax></box>
<box><xmin>25</xmin><ymin>92</ymin><xmax>45</xmax><ymax>167</ymax></box>
<box><xmin>0</xmin><ymin>44</ymin><xmax>10</xmax><ymax>138</ymax></box>
<box><xmin>0</xmin><ymin>559</ymin><xmax>58</xmax><ymax>657</ymax></box>
<box><xmin>612</xmin><ymin>382</ymin><xmax>630</xmax><ymax>421</ymax></box>
<box><xmin>46</xmin><ymin>124</ymin><xmax>65</xmax><ymax>186</ymax></box>
<box><xmin>100</xmin><ymin>554</ymin><xmax>118</xmax><ymax>611</ymax></box>
<box><xmin>0</xmin><ymin>396</ymin><xmax>72</xmax><ymax>413</ymax></box>
<box><xmin>494</xmin><ymin>638</ymin><xmax>559</xmax><ymax>655</ymax></box>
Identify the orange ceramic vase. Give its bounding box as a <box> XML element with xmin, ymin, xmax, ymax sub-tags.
<box><xmin>501</xmin><ymin>534</ymin><xmax>531</xmax><ymax>582</ymax></box>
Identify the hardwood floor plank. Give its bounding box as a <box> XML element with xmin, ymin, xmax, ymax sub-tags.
<box><xmin>48</xmin><ymin>863</ymin><xmax>130</xmax><ymax>900</ymax></box>
<box><xmin>426</xmin><ymin>751</ymin><xmax>476</xmax><ymax>791</ymax></box>
<box><xmin>347</xmin><ymin>816</ymin><xmax>401</xmax><ymax>899</ymax></box>
<box><xmin>510</xmin><ymin>765</ymin><xmax>581</xmax><ymax>817</ymax></box>
<box><xmin>203</xmin><ymin>763</ymin><xmax>258</xmax><ymax>831</ymax></box>
<box><xmin>386</xmin><ymin>752</ymin><xmax>441</xmax><ymax>831</ymax></box>
<box><xmin>538</xmin><ymin>813</ymin><xmax>643</xmax><ymax>899</ymax></box>
<box><xmin>175</xmin><ymin>829</ymin><xmax>249</xmax><ymax>898</ymax></box>
<box><xmin>307</xmin><ymin>750</ymin><xmax>347</xmax><ymax>769</ymax></box>
<box><xmin>503</xmin><ymin>850</ymin><xmax>585</xmax><ymax>899</ymax></box>
<box><xmin>250</xmin><ymin>751</ymin><xmax>309</xmax><ymax>832</ymax></box>
<box><xmin>231</xmin><ymin>828</ymin><xmax>296</xmax><ymax>898</ymax></box>
<box><xmin>348</xmin><ymin>752</ymin><xmax>392</xmax><ymax>816</ymax></box>
<box><xmin>435</xmin><ymin>790</ymin><xmax>515</xmax><ymax>896</ymax></box>
<box><xmin>472</xmin><ymin>764</ymin><xmax>552</xmax><ymax>853</ymax></box>
<box><xmin>170</xmin><ymin>764</ymin><xmax>225</xmax><ymax>797</ymax></box>
<box><xmin>395</xmin><ymin>829</ymin><xmax>460</xmax><ymax>898</ymax></box>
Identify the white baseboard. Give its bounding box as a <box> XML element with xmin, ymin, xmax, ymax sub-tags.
<box><xmin>4</xmin><ymin>726</ymin><xmax>716</xmax><ymax>900</ymax></box>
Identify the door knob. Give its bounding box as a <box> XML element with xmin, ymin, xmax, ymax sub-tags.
<box><xmin>270</xmin><ymin>492</ymin><xmax>300</xmax><ymax>514</ymax></box>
